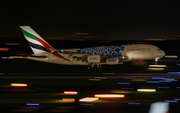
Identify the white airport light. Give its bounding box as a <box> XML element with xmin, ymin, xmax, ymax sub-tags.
<box><xmin>79</xmin><ymin>97</ymin><xmax>99</xmax><ymax>102</ymax></box>
<box><xmin>137</xmin><ymin>89</ymin><xmax>156</xmax><ymax>92</ymax></box>
<box><xmin>165</xmin><ymin>55</ymin><xmax>178</xmax><ymax>58</ymax></box>
<box><xmin>11</xmin><ymin>83</ymin><xmax>27</xmax><ymax>87</ymax></box>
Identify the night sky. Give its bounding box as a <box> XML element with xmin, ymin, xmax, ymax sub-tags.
<box><xmin>1</xmin><ymin>1</ymin><xmax>180</xmax><ymax>40</ymax></box>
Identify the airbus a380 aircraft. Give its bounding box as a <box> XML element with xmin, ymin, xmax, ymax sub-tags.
<box><xmin>19</xmin><ymin>26</ymin><xmax>165</xmax><ymax>69</ymax></box>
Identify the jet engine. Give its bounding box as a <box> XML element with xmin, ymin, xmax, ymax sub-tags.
<box><xmin>106</xmin><ymin>58</ymin><xmax>119</xmax><ymax>64</ymax></box>
<box><xmin>87</xmin><ymin>55</ymin><xmax>100</xmax><ymax>63</ymax></box>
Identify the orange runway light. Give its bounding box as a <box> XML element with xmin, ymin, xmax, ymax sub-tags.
<box><xmin>64</xmin><ymin>91</ymin><xmax>78</xmax><ymax>95</ymax></box>
<box><xmin>79</xmin><ymin>97</ymin><xmax>99</xmax><ymax>102</ymax></box>
<box><xmin>94</xmin><ymin>94</ymin><xmax>125</xmax><ymax>98</ymax></box>
<box><xmin>11</xmin><ymin>83</ymin><xmax>27</xmax><ymax>87</ymax></box>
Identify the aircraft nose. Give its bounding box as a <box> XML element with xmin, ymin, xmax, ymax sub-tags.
<box><xmin>158</xmin><ymin>50</ymin><xmax>166</xmax><ymax>57</ymax></box>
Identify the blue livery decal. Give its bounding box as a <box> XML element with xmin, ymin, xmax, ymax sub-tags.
<box><xmin>77</xmin><ymin>45</ymin><xmax>124</xmax><ymax>56</ymax></box>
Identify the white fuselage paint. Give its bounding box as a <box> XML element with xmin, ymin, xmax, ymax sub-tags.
<box><xmin>27</xmin><ymin>44</ymin><xmax>165</xmax><ymax>65</ymax></box>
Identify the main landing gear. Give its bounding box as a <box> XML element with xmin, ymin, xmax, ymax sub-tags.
<box><xmin>88</xmin><ymin>64</ymin><xmax>102</xmax><ymax>70</ymax></box>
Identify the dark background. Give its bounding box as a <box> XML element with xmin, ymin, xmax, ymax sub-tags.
<box><xmin>1</xmin><ymin>1</ymin><xmax>180</xmax><ymax>40</ymax></box>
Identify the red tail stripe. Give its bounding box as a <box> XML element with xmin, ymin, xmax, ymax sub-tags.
<box><xmin>34</xmin><ymin>36</ymin><xmax>71</xmax><ymax>62</ymax></box>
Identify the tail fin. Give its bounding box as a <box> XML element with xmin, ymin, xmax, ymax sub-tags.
<box><xmin>20</xmin><ymin>26</ymin><xmax>55</xmax><ymax>55</ymax></box>
<box><xmin>148</xmin><ymin>102</ymin><xmax>169</xmax><ymax>113</ymax></box>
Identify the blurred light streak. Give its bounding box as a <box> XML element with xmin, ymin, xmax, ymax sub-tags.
<box><xmin>138</xmin><ymin>77</ymin><xmax>150</xmax><ymax>79</ymax></box>
<box><xmin>61</xmin><ymin>98</ymin><xmax>75</xmax><ymax>102</ymax></box>
<box><xmin>128</xmin><ymin>103</ymin><xmax>141</xmax><ymax>105</ymax></box>
<box><xmin>118</xmin><ymin>82</ymin><xmax>130</xmax><ymax>84</ymax></box>
<box><xmin>102</xmin><ymin>73</ymin><xmax>115</xmax><ymax>74</ymax></box>
<box><xmin>147</xmin><ymin>81</ymin><xmax>160</xmax><ymax>83</ymax></box>
<box><xmin>123</xmin><ymin>77</ymin><xmax>135</xmax><ymax>79</ymax></box>
<box><xmin>122</xmin><ymin>88</ymin><xmax>134</xmax><ymax>89</ymax></box>
<box><xmin>5</xmin><ymin>43</ymin><xmax>19</xmax><ymax>45</ymax></box>
<box><xmin>11</xmin><ymin>83</ymin><xmax>27</xmax><ymax>87</ymax></box>
<box><xmin>94</xmin><ymin>94</ymin><xmax>125</xmax><ymax>98</ymax></box>
<box><xmin>137</xmin><ymin>89</ymin><xmax>156</xmax><ymax>92</ymax></box>
<box><xmin>174</xmin><ymin>99</ymin><xmax>180</xmax><ymax>100</ymax></box>
<box><xmin>168</xmin><ymin>72</ymin><xmax>180</xmax><ymax>74</ymax></box>
<box><xmin>81</xmin><ymin>103</ymin><xmax>93</xmax><ymax>105</ymax></box>
<box><xmin>151</xmin><ymin>77</ymin><xmax>164</xmax><ymax>79</ymax></box>
<box><xmin>26</xmin><ymin>103</ymin><xmax>39</xmax><ymax>106</ymax></box>
<box><xmin>64</xmin><ymin>91</ymin><xmax>78</xmax><ymax>95</ymax></box>
<box><xmin>111</xmin><ymin>90</ymin><xmax>130</xmax><ymax>93</ymax></box>
<box><xmin>137</xmin><ymin>60</ymin><xmax>144</xmax><ymax>62</ymax></box>
<box><xmin>176</xmin><ymin>63</ymin><xmax>180</xmax><ymax>66</ymax></box>
<box><xmin>71</xmin><ymin>34</ymin><xmax>82</xmax><ymax>37</ymax></box>
<box><xmin>94</xmin><ymin>77</ymin><xmax>107</xmax><ymax>79</ymax></box>
<box><xmin>176</xmin><ymin>87</ymin><xmax>180</xmax><ymax>88</ymax></box>
<box><xmin>159</xmin><ymin>78</ymin><xmax>177</xmax><ymax>82</ymax></box>
<box><xmin>165</xmin><ymin>78</ymin><xmax>177</xmax><ymax>81</ymax></box>
<box><xmin>144</xmin><ymin>38</ymin><xmax>167</xmax><ymax>41</ymax></box>
<box><xmin>107</xmin><ymin>77</ymin><xmax>119</xmax><ymax>79</ymax></box>
<box><xmin>165</xmin><ymin>100</ymin><xmax>177</xmax><ymax>102</ymax></box>
<box><xmin>79</xmin><ymin>97</ymin><xmax>99</xmax><ymax>102</ymax></box>
<box><xmin>0</xmin><ymin>48</ymin><xmax>10</xmax><ymax>51</ymax></box>
<box><xmin>74</xmin><ymin>33</ymin><xmax>89</xmax><ymax>35</ymax></box>
<box><xmin>132</xmin><ymin>79</ymin><xmax>146</xmax><ymax>81</ymax></box>
<box><xmin>157</xmin><ymin>87</ymin><xmax>170</xmax><ymax>89</ymax></box>
<box><xmin>149</xmin><ymin>65</ymin><xmax>166</xmax><ymax>67</ymax></box>
<box><xmin>165</xmin><ymin>55</ymin><xmax>178</xmax><ymax>58</ymax></box>
<box><xmin>148</xmin><ymin>68</ymin><xmax>164</xmax><ymax>71</ymax></box>
<box><xmin>89</xmin><ymin>79</ymin><xmax>101</xmax><ymax>81</ymax></box>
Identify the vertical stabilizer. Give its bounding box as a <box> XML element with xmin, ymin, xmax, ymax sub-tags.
<box><xmin>20</xmin><ymin>26</ymin><xmax>54</xmax><ymax>55</ymax></box>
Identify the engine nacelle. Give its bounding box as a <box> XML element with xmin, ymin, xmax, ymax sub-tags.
<box><xmin>106</xmin><ymin>58</ymin><xmax>119</xmax><ymax>64</ymax></box>
<box><xmin>87</xmin><ymin>55</ymin><xmax>100</xmax><ymax>63</ymax></box>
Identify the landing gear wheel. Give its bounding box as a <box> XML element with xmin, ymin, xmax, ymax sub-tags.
<box><xmin>155</xmin><ymin>58</ymin><xmax>159</xmax><ymax>65</ymax></box>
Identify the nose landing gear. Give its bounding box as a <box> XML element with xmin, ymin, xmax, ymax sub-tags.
<box><xmin>155</xmin><ymin>58</ymin><xmax>159</xmax><ymax>65</ymax></box>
